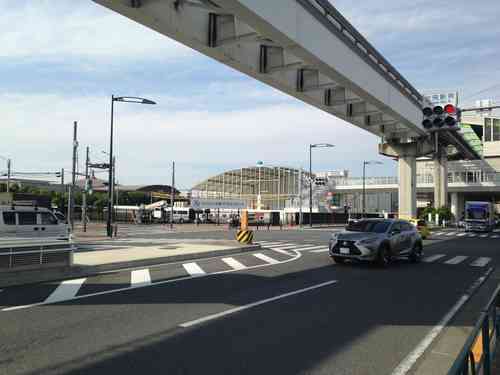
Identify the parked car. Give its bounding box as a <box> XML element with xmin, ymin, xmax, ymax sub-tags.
<box><xmin>0</xmin><ymin>205</ymin><xmax>70</xmax><ymax>240</ymax></box>
<box><xmin>329</xmin><ymin>218</ymin><xmax>423</xmax><ymax>266</ymax></box>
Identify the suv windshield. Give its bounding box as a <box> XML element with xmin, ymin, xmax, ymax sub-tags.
<box><xmin>346</xmin><ymin>220</ymin><xmax>391</xmax><ymax>233</ymax></box>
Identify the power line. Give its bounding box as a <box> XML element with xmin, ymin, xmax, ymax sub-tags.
<box><xmin>462</xmin><ymin>83</ymin><xmax>500</xmax><ymax>101</ymax></box>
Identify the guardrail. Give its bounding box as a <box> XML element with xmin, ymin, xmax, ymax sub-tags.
<box><xmin>0</xmin><ymin>238</ymin><xmax>74</xmax><ymax>271</ymax></box>
<box><xmin>448</xmin><ymin>284</ymin><xmax>500</xmax><ymax>375</ymax></box>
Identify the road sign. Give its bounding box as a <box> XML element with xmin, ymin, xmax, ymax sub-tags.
<box><xmin>191</xmin><ymin>198</ymin><xmax>246</xmax><ymax>210</ymax></box>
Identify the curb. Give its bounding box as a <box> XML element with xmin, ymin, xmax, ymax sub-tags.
<box><xmin>0</xmin><ymin>244</ymin><xmax>261</xmax><ymax>288</ymax></box>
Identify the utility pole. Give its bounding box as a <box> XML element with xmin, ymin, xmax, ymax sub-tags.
<box><xmin>170</xmin><ymin>161</ymin><xmax>175</xmax><ymax>229</ymax></box>
<box><xmin>60</xmin><ymin>168</ymin><xmax>64</xmax><ymax>212</ymax></box>
<box><xmin>6</xmin><ymin>159</ymin><xmax>11</xmax><ymax>193</ymax></box>
<box><xmin>68</xmin><ymin>121</ymin><xmax>78</xmax><ymax>231</ymax></box>
<box><xmin>111</xmin><ymin>156</ymin><xmax>116</xmax><ymax>222</ymax></box>
<box><xmin>362</xmin><ymin>161</ymin><xmax>366</xmax><ymax>216</ymax></box>
<box><xmin>298</xmin><ymin>168</ymin><xmax>303</xmax><ymax>228</ymax></box>
<box><xmin>82</xmin><ymin>146</ymin><xmax>89</xmax><ymax>233</ymax></box>
<box><xmin>309</xmin><ymin>145</ymin><xmax>313</xmax><ymax>228</ymax></box>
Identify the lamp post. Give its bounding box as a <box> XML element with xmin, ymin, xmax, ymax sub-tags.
<box><xmin>362</xmin><ymin>160</ymin><xmax>383</xmax><ymax>216</ymax></box>
<box><xmin>309</xmin><ymin>143</ymin><xmax>334</xmax><ymax>227</ymax></box>
<box><xmin>107</xmin><ymin>96</ymin><xmax>156</xmax><ymax>237</ymax></box>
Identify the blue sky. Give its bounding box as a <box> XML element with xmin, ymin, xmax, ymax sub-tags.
<box><xmin>1</xmin><ymin>0</ymin><xmax>499</xmax><ymax>189</ymax></box>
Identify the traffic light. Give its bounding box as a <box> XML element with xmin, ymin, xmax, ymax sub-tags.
<box><xmin>422</xmin><ymin>104</ymin><xmax>460</xmax><ymax>131</ymax></box>
<box><xmin>314</xmin><ymin>177</ymin><xmax>327</xmax><ymax>186</ymax></box>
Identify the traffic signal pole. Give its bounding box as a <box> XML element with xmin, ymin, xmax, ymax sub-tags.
<box><xmin>83</xmin><ymin>146</ymin><xmax>89</xmax><ymax>233</ymax></box>
<box><xmin>68</xmin><ymin>121</ymin><xmax>78</xmax><ymax>232</ymax></box>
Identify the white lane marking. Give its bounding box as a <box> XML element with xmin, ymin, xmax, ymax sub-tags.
<box><xmin>310</xmin><ymin>247</ymin><xmax>330</xmax><ymax>253</ymax></box>
<box><xmin>480</xmin><ymin>234</ymin><xmax>489</xmax><ymax>238</ymax></box>
<box><xmin>444</xmin><ymin>256</ymin><xmax>468</xmax><ymax>265</ymax></box>
<box><xmin>183</xmin><ymin>262</ymin><xmax>206</xmax><ymax>276</ymax></box>
<box><xmin>44</xmin><ymin>278</ymin><xmax>87</xmax><ymax>304</ymax></box>
<box><xmin>289</xmin><ymin>245</ymin><xmax>327</xmax><ymax>252</ymax></box>
<box><xmin>272</xmin><ymin>248</ymin><xmax>294</xmax><ymax>257</ymax></box>
<box><xmin>391</xmin><ymin>268</ymin><xmax>493</xmax><ymax>375</ymax></box>
<box><xmin>130</xmin><ymin>269</ymin><xmax>151</xmax><ymax>287</ymax></box>
<box><xmin>258</xmin><ymin>242</ymin><xmax>284</xmax><ymax>246</ymax></box>
<box><xmin>467</xmin><ymin>233</ymin><xmax>477</xmax><ymax>237</ymax></box>
<box><xmin>422</xmin><ymin>254</ymin><xmax>446</xmax><ymax>263</ymax></box>
<box><xmin>456</xmin><ymin>233</ymin><xmax>467</xmax><ymax>237</ymax></box>
<box><xmin>270</xmin><ymin>244</ymin><xmax>306</xmax><ymax>250</ymax></box>
<box><xmin>445</xmin><ymin>232</ymin><xmax>457</xmax><ymax>236</ymax></box>
<box><xmin>179</xmin><ymin>280</ymin><xmax>338</xmax><ymax>328</ymax></box>
<box><xmin>2</xmin><ymin>250</ymin><xmax>305</xmax><ymax>313</ymax></box>
<box><xmin>221</xmin><ymin>257</ymin><xmax>246</xmax><ymax>270</ymax></box>
<box><xmin>492</xmin><ymin>235</ymin><xmax>500</xmax><ymax>239</ymax></box>
<box><xmin>253</xmin><ymin>253</ymin><xmax>279</xmax><ymax>264</ymax></box>
<box><xmin>470</xmin><ymin>257</ymin><xmax>491</xmax><ymax>267</ymax></box>
<box><xmin>434</xmin><ymin>232</ymin><xmax>444</xmax><ymax>236</ymax></box>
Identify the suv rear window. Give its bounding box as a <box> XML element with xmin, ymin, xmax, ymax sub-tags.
<box><xmin>2</xmin><ymin>212</ymin><xmax>16</xmax><ymax>225</ymax></box>
<box><xmin>18</xmin><ymin>212</ymin><xmax>37</xmax><ymax>225</ymax></box>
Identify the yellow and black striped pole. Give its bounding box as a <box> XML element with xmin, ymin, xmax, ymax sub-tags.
<box><xmin>236</xmin><ymin>229</ymin><xmax>254</xmax><ymax>244</ymax></box>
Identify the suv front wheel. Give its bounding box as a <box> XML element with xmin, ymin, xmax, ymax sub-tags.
<box><xmin>377</xmin><ymin>244</ymin><xmax>391</xmax><ymax>267</ymax></box>
<box><xmin>409</xmin><ymin>242</ymin><xmax>423</xmax><ymax>263</ymax></box>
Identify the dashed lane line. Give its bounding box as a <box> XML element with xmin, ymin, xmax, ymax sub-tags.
<box><xmin>221</xmin><ymin>257</ymin><xmax>246</xmax><ymax>271</ymax></box>
<box><xmin>183</xmin><ymin>262</ymin><xmax>206</xmax><ymax>276</ymax></box>
<box><xmin>423</xmin><ymin>254</ymin><xmax>446</xmax><ymax>263</ymax></box>
<box><xmin>444</xmin><ymin>256</ymin><xmax>468</xmax><ymax>265</ymax></box>
<box><xmin>470</xmin><ymin>257</ymin><xmax>492</xmax><ymax>267</ymax></box>
<box><xmin>253</xmin><ymin>253</ymin><xmax>280</xmax><ymax>265</ymax></box>
<box><xmin>130</xmin><ymin>269</ymin><xmax>151</xmax><ymax>287</ymax></box>
<box><xmin>44</xmin><ymin>278</ymin><xmax>87</xmax><ymax>304</ymax></box>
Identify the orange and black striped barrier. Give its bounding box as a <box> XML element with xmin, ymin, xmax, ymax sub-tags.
<box><xmin>236</xmin><ymin>229</ymin><xmax>253</xmax><ymax>244</ymax></box>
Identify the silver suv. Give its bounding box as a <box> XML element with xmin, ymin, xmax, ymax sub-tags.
<box><xmin>329</xmin><ymin>219</ymin><xmax>423</xmax><ymax>266</ymax></box>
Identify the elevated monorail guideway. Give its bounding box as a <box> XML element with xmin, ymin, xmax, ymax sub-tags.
<box><xmin>92</xmin><ymin>0</ymin><xmax>477</xmax><ymax>218</ymax></box>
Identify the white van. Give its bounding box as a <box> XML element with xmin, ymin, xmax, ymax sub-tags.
<box><xmin>0</xmin><ymin>205</ymin><xmax>70</xmax><ymax>239</ymax></box>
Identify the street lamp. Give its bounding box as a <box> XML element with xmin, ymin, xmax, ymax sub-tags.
<box><xmin>309</xmin><ymin>143</ymin><xmax>334</xmax><ymax>228</ymax></box>
<box><xmin>362</xmin><ymin>160</ymin><xmax>383</xmax><ymax>216</ymax></box>
<box><xmin>107</xmin><ymin>95</ymin><xmax>156</xmax><ymax>237</ymax></box>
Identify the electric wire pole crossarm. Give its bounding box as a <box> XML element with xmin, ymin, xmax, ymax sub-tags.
<box><xmin>309</xmin><ymin>143</ymin><xmax>334</xmax><ymax>228</ymax></box>
<box><xmin>106</xmin><ymin>95</ymin><xmax>156</xmax><ymax>237</ymax></box>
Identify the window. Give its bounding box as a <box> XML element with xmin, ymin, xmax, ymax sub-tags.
<box><xmin>41</xmin><ymin>212</ymin><xmax>58</xmax><ymax>225</ymax></box>
<box><xmin>402</xmin><ymin>222</ymin><xmax>413</xmax><ymax>231</ymax></box>
<box><xmin>18</xmin><ymin>212</ymin><xmax>37</xmax><ymax>225</ymax></box>
<box><xmin>2</xmin><ymin>212</ymin><xmax>15</xmax><ymax>225</ymax></box>
<box><xmin>493</xmin><ymin>119</ymin><xmax>500</xmax><ymax>141</ymax></box>
<box><xmin>485</xmin><ymin>118</ymin><xmax>492</xmax><ymax>142</ymax></box>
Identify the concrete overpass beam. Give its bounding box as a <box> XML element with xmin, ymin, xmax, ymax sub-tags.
<box><xmin>398</xmin><ymin>151</ymin><xmax>417</xmax><ymax>220</ymax></box>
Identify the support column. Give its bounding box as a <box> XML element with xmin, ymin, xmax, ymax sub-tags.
<box><xmin>434</xmin><ymin>147</ymin><xmax>448</xmax><ymax>208</ymax></box>
<box><xmin>398</xmin><ymin>154</ymin><xmax>417</xmax><ymax>219</ymax></box>
<box><xmin>450</xmin><ymin>192</ymin><xmax>465</xmax><ymax>221</ymax></box>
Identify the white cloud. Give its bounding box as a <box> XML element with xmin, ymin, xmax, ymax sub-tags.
<box><xmin>0</xmin><ymin>93</ymin><xmax>385</xmax><ymax>188</ymax></box>
<box><xmin>0</xmin><ymin>0</ymin><xmax>193</xmax><ymax>61</ymax></box>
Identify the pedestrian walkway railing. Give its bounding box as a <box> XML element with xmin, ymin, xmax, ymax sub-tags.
<box><xmin>448</xmin><ymin>284</ymin><xmax>500</xmax><ymax>375</ymax></box>
<box><xmin>0</xmin><ymin>239</ymin><xmax>74</xmax><ymax>271</ymax></box>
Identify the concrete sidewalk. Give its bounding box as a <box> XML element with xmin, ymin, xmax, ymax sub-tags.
<box><xmin>0</xmin><ymin>239</ymin><xmax>260</xmax><ymax>288</ymax></box>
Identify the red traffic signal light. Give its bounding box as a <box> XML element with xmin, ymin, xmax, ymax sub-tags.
<box><xmin>444</xmin><ymin>104</ymin><xmax>456</xmax><ymax>114</ymax></box>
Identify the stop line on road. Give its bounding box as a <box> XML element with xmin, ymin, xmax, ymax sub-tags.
<box><xmin>432</xmin><ymin>231</ymin><xmax>500</xmax><ymax>239</ymax></box>
<box><xmin>423</xmin><ymin>254</ymin><xmax>492</xmax><ymax>267</ymax></box>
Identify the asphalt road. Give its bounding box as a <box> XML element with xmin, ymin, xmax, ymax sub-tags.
<box><xmin>1</xmin><ymin>227</ymin><xmax>499</xmax><ymax>375</ymax></box>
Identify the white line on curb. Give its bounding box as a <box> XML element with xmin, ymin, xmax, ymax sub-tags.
<box><xmin>221</xmin><ymin>257</ymin><xmax>246</xmax><ymax>270</ymax></box>
<box><xmin>183</xmin><ymin>262</ymin><xmax>206</xmax><ymax>276</ymax></box>
<box><xmin>179</xmin><ymin>280</ymin><xmax>338</xmax><ymax>328</ymax></box>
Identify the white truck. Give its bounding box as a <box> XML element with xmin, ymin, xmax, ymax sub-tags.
<box><xmin>465</xmin><ymin>201</ymin><xmax>495</xmax><ymax>232</ymax></box>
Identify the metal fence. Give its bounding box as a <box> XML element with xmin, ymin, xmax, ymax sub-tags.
<box><xmin>449</xmin><ymin>284</ymin><xmax>500</xmax><ymax>375</ymax></box>
<box><xmin>0</xmin><ymin>239</ymin><xmax>74</xmax><ymax>271</ymax></box>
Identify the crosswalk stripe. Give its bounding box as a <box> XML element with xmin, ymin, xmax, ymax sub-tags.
<box><xmin>434</xmin><ymin>232</ymin><xmax>445</xmax><ymax>236</ymax></box>
<box><xmin>253</xmin><ymin>253</ymin><xmax>279</xmax><ymax>264</ymax></box>
<box><xmin>479</xmin><ymin>234</ymin><xmax>489</xmax><ymax>238</ymax></box>
<box><xmin>310</xmin><ymin>247</ymin><xmax>330</xmax><ymax>253</ymax></box>
<box><xmin>467</xmin><ymin>234</ymin><xmax>477</xmax><ymax>237</ymax></box>
<box><xmin>444</xmin><ymin>256</ymin><xmax>468</xmax><ymax>265</ymax></box>
<box><xmin>423</xmin><ymin>254</ymin><xmax>446</xmax><ymax>263</ymax></box>
<box><xmin>45</xmin><ymin>278</ymin><xmax>87</xmax><ymax>304</ymax></box>
<box><xmin>470</xmin><ymin>257</ymin><xmax>492</xmax><ymax>267</ymax></box>
<box><xmin>183</xmin><ymin>262</ymin><xmax>206</xmax><ymax>276</ymax></box>
<box><xmin>221</xmin><ymin>257</ymin><xmax>246</xmax><ymax>270</ymax></box>
<box><xmin>272</xmin><ymin>248</ymin><xmax>294</xmax><ymax>256</ymax></box>
<box><xmin>456</xmin><ymin>233</ymin><xmax>467</xmax><ymax>237</ymax></box>
<box><xmin>130</xmin><ymin>269</ymin><xmax>151</xmax><ymax>287</ymax></box>
<box><xmin>492</xmin><ymin>235</ymin><xmax>500</xmax><ymax>239</ymax></box>
<box><xmin>446</xmin><ymin>232</ymin><xmax>457</xmax><ymax>236</ymax></box>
